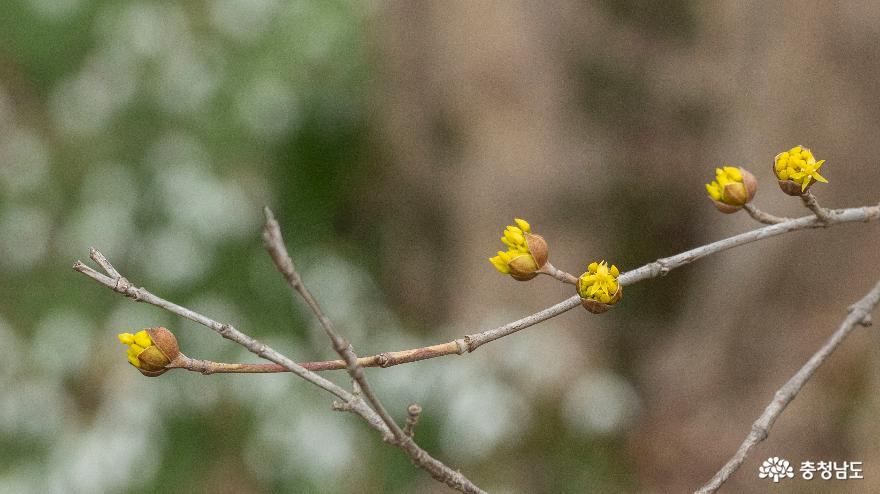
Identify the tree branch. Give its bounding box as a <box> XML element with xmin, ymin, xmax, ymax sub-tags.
<box><xmin>73</xmin><ymin>250</ymin><xmax>486</xmax><ymax>494</ymax></box>
<box><xmin>281</xmin><ymin>204</ymin><xmax>880</xmax><ymax>370</ymax></box>
<box><xmin>73</xmin><ymin>200</ymin><xmax>879</xmax><ymax>494</ymax></box>
<box><xmin>695</xmin><ymin>278</ymin><xmax>880</xmax><ymax>494</ymax></box>
<box><xmin>742</xmin><ymin>203</ymin><xmax>787</xmax><ymax>224</ymax></box>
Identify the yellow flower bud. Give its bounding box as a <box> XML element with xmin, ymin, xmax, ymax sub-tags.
<box><xmin>772</xmin><ymin>145</ymin><xmax>828</xmax><ymax>196</ymax></box>
<box><xmin>577</xmin><ymin>261</ymin><xmax>622</xmax><ymax>314</ymax></box>
<box><xmin>117</xmin><ymin>327</ymin><xmax>180</xmax><ymax>377</ymax></box>
<box><xmin>705</xmin><ymin>166</ymin><xmax>757</xmax><ymax>213</ymax></box>
<box><xmin>488</xmin><ymin>218</ymin><xmax>549</xmax><ymax>281</ymax></box>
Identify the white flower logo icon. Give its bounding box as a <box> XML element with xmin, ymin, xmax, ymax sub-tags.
<box><xmin>758</xmin><ymin>457</ymin><xmax>795</xmax><ymax>482</ymax></box>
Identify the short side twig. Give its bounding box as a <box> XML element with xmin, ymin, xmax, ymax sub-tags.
<box><xmin>800</xmin><ymin>191</ymin><xmax>834</xmax><ymax>223</ymax></box>
<box><xmin>695</xmin><ymin>278</ymin><xmax>880</xmax><ymax>494</ymax></box>
<box><xmin>742</xmin><ymin>204</ymin><xmax>787</xmax><ymax>224</ymax></box>
<box><xmin>538</xmin><ymin>261</ymin><xmax>579</xmax><ymax>284</ymax></box>
<box><xmin>404</xmin><ymin>403</ymin><xmax>423</xmax><ymax>437</ymax></box>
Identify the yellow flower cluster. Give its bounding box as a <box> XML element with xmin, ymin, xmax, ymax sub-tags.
<box><xmin>489</xmin><ymin>218</ymin><xmax>548</xmax><ymax>280</ymax></box>
<box><xmin>577</xmin><ymin>261</ymin><xmax>620</xmax><ymax>303</ymax></box>
<box><xmin>774</xmin><ymin>146</ymin><xmax>828</xmax><ymax>192</ymax></box>
<box><xmin>118</xmin><ymin>330</ymin><xmax>153</xmax><ymax>368</ymax></box>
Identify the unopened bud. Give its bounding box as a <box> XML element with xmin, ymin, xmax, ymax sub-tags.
<box><xmin>489</xmin><ymin>218</ymin><xmax>549</xmax><ymax>281</ymax></box>
<box><xmin>705</xmin><ymin>166</ymin><xmax>757</xmax><ymax>213</ymax></box>
<box><xmin>117</xmin><ymin>327</ymin><xmax>180</xmax><ymax>377</ymax></box>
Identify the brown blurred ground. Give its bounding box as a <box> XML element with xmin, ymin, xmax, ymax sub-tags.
<box><xmin>367</xmin><ymin>2</ymin><xmax>880</xmax><ymax>492</ymax></box>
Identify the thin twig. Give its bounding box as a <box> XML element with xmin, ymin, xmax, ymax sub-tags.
<box><xmin>538</xmin><ymin>261</ymin><xmax>579</xmax><ymax>284</ymax></box>
<box><xmin>89</xmin><ymin>247</ymin><xmax>121</xmax><ymax>279</ymax></box>
<box><xmin>800</xmin><ymin>191</ymin><xmax>834</xmax><ymax>223</ymax></box>
<box><xmin>168</xmin><ymin>357</ymin><xmax>288</xmax><ymax>374</ymax></box>
<box><xmin>281</xmin><ymin>204</ymin><xmax>880</xmax><ymax>371</ymax></box>
<box><xmin>695</xmin><ymin>279</ymin><xmax>880</xmax><ymax>494</ymax></box>
<box><xmin>742</xmin><ymin>203</ymin><xmax>787</xmax><ymax>224</ymax></box>
<box><xmin>261</xmin><ymin>208</ymin><xmax>486</xmax><ymax>493</ymax></box>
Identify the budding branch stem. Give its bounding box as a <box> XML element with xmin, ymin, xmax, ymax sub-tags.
<box><xmin>695</xmin><ymin>278</ymin><xmax>880</xmax><ymax>494</ymax></box>
<box><xmin>265</xmin><ymin>203</ymin><xmax>880</xmax><ymax>370</ymax></box>
<box><xmin>73</xmin><ymin>197</ymin><xmax>880</xmax><ymax>494</ymax></box>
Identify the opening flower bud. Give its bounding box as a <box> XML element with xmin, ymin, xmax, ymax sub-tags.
<box><xmin>705</xmin><ymin>166</ymin><xmax>757</xmax><ymax>213</ymax></box>
<box><xmin>488</xmin><ymin>218</ymin><xmax>549</xmax><ymax>281</ymax></box>
<box><xmin>772</xmin><ymin>145</ymin><xmax>828</xmax><ymax>196</ymax></box>
<box><xmin>577</xmin><ymin>261</ymin><xmax>622</xmax><ymax>314</ymax></box>
<box><xmin>117</xmin><ymin>327</ymin><xmax>180</xmax><ymax>377</ymax></box>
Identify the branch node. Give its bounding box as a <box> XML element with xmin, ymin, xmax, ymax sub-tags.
<box><xmin>404</xmin><ymin>403</ymin><xmax>423</xmax><ymax>437</ymax></box>
<box><xmin>332</xmin><ymin>400</ymin><xmax>352</xmax><ymax>412</ymax></box>
<box><xmin>377</xmin><ymin>353</ymin><xmax>392</xmax><ymax>368</ymax></box>
<box><xmin>750</xmin><ymin>423</ymin><xmax>769</xmax><ymax>441</ymax></box>
<box><xmin>463</xmin><ymin>335</ymin><xmax>477</xmax><ymax>353</ymax></box>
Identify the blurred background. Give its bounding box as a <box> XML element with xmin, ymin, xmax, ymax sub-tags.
<box><xmin>2</xmin><ymin>1</ymin><xmax>880</xmax><ymax>493</ymax></box>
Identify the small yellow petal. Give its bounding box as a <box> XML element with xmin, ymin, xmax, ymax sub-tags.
<box><xmin>801</xmin><ymin>176</ymin><xmax>812</xmax><ymax>191</ymax></box>
<box><xmin>812</xmin><ymin>171</ymin><xmax>829</xmax><ymax>183</ymax></box>
<box><xmin>514</xmin><ymin>218</ymin><xmax>530</xmax><ymax>233</ymax></box>
<box><xmin>588</xmin><ymin>262</ymin><xmax>598</xmax><ymax>273</ymax></box>
<box><xmin>504</xmin><ymin>229</ymin><xmax>524</xmax><ymax>246</ymax></box>
<box><xmin>706</xmin><ymin>183</ymin><xmax>721</xmax><ymax>200</ymax></box>
<box><xmin>133</xmin><ymin>331</ymin><xmax>152</xmax><ymax>348</ymax></box>
<box><xmin>610</xmin><ymin>265</ymin><xmax>619</xmax><ymax>277</ymax></box>
<box><xmin>489</xmin><ymin>256</ymin><xmax>510</xmax><ymax>274</ymax></box>
<box><xmin>118</xmin><ymin>333</ymin><xmax>135</xmax><ymax>345</ymax></box>
<box><xmin>723</xmin><ymin>166</ymin><xmax>742</xmax><ymax>181</ymax></box>
<box><xmin>127</xmin><ymin>354</ymin><xmax>141</xmax><ymax>367</ymax></box>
